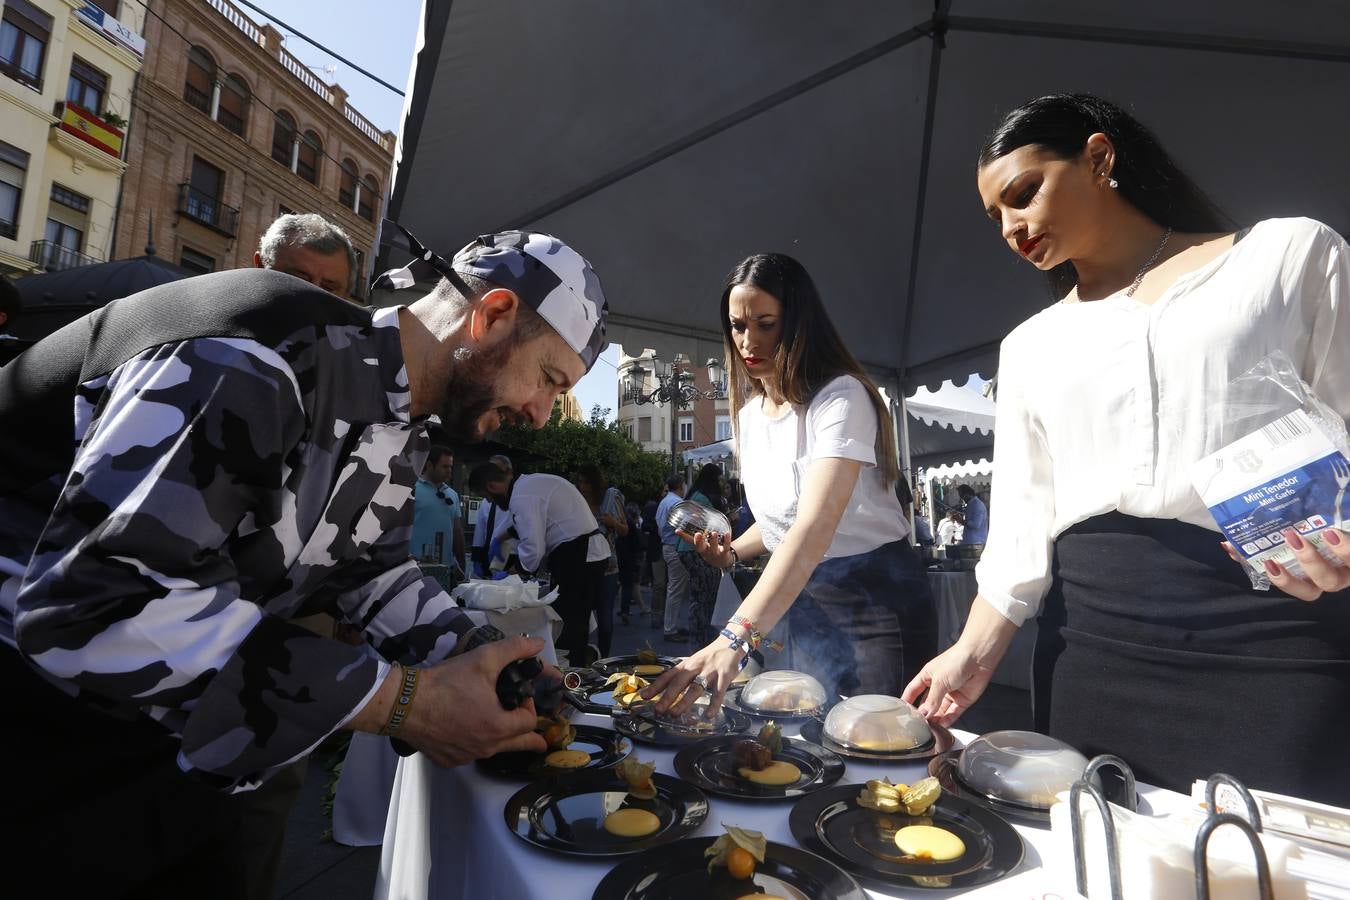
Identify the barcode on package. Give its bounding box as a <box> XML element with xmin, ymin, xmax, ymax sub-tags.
<box><xmin>1260</xmin><ymin>413</ymin><xmax>1312</xmax><ymax>447</ymax></box>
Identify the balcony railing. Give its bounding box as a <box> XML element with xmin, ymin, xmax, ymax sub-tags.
<box><xmin>183</xmin><ymin>82</ymin><xmax>212</xmax><ymax>115</ymax></box>
<box><xmin>202</xmin><ymin>0</ymin><xmax>394</xmax><ymax>152</ymax></box>
<box><xmin>176</xmin><ymin>183</ymin><xmax>239</xmax><ymax>236</ymax></box>
<box><xmin>217</xmin><ymin>105</ymin><xmax>246</xmax><ymax>137</ymax></box>
<box><xmin>30</xmin><ymin>240</ymin><xmax>103</xmax><ymax>272</ymax></box>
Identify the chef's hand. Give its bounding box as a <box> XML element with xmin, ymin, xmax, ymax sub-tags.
<box><xmin>640</xmin><ymin>635</ymin><xmax>745</xmax><ymax>720</ymax></box>
<box><xmin>1222</xmin><ymin>527</ymin><xmax>1350</xmax><ymax>601</ymax></box>
<box><xmin>675</xmin><ymin>529</ymin><xmax>734</xmax><ymax>570</ymax></box>
<box><xmin>901</xmin><ymin>643</ymin><xmax>999</xmax><ymax>729</ymax></box>
<box><xmin>396</xmin><ymin>636</ymin><xmax>548</xmax><ymax>767</ymax></box>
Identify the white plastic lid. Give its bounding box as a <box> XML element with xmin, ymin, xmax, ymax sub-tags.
<box><xmin>739</xmin><ymin>670</ymin><xmax>828</xmax><ymax>715</ymax></box>
<box><xmin>956</xmin><ymin>730</ymin><xmax>1090</xmax><ymax>809</ymax></box>
<box><xmin>822</xmin><ymin>694</ymin><xmax>932</xmax><ymax>751</ymax></box>
<box><xmin>664</xmin><ymin>500</ymin><xmax>731</xmax><ymax>538</ymax></box>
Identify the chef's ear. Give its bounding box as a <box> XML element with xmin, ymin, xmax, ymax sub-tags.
<box><xmin>470</xmin><ymin>288</ymin><xmax>520</xmax><ymax>344</ymax></box>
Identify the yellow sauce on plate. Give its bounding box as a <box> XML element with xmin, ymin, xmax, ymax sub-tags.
<box><xmin>543</xmin><ymin>749</ymin><xmax>590</xmax><ymax>769</ymax></box>
<box><xmin>736</xmin><ymin>760</ymin><xmax>802</xmax><ymax>785</ymax></box>
<box><xmin>603</xmin><ymin>808</ymin><xmax>661</xmax><ymax>837</ymax></box>
<box><xmin>893</xmin><ymin>824</ymin><xmax>965</xmax><ymax>861</ymax></box>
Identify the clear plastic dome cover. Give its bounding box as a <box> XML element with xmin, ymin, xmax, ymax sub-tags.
<box><xmin>664</xmin><ymin>500</ymin><xmax>731</xmax><ymax>538</ymax></box>
<box><xmin>739</xmin><ymin>670</ymin><xmax>828</xmax><ymax>715</ymax></box>
<box><xmin>822</xmin><ymin>694</ymin><xmax>932</xmax><ymax>751</ymax></box>
<box><xmin>956</xmin><ymin>730</ymin><xmax>1090</xmax><ymax>809</ymax></box>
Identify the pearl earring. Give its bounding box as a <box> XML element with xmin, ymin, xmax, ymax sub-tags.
<box><xmin>1108</xmin><ymin>176</ymin><xmax>1119</xmax><ymax>189</ymax></box>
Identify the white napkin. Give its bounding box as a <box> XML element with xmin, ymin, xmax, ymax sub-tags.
<box><xmin>452</xmin><ymin>575</ymin><xmax>560</xmax><ymax>612</ymax></box>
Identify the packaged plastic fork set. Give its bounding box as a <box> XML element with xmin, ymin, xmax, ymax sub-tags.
<box><xmin>1190</xmin><ymin>352</ymin><xmax>1350</xmax><ymax>590</ymax></box>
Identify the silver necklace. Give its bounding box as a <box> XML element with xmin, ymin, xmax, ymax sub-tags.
<box><xmin>1124</xmin><ymin>227</ymin><xmax>1173</xmax><ymax>297</ymax></box>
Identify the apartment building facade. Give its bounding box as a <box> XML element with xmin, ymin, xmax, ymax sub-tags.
<box><xmin>1</xmin><ymin>0</ymin><xmax>146</xmax><ymax>277</ymax></box>
<box><xmin>616</xmin><ymin>347</ymin><xmax>732</xmax><ymax>472</ymax></box>
<box><xmin>112</xmin><ymin>0</ymin><xmax>394</xmax><ymax>298</ymax></box>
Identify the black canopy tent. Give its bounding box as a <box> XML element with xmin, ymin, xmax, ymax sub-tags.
<box><xmin>375</xmin><ymin>1</ymin><xmax>1350</xmax><ymax>479</ymax></box>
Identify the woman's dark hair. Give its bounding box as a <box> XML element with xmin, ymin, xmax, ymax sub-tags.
<box><xmin>720</xmin><ymin>253</ymin><xmax>899</xmax><ymax>487</ymax></box>
<box><xmin>575</xmin><ymin>463</ymin><xmax>605</xmax><ymax>504</ymax></box>
<box><xmin>691</xmin><ymin>463</ymin><xmax>726</xmax><ymax>512</ymax></box>
<box><xmin>977</xmin><ymin>93</ymin><xmax>1233</xmax><ymax>297</ymax></box>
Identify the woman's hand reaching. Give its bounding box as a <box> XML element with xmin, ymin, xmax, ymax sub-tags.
<box><xmin>639</xmin><ymin>634</ymin><xmax>745</xmax><ymax>720</ymax></box>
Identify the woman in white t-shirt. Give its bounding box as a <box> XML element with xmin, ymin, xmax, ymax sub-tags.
<box><xmin>645</xmin><ymin>254</ymin><xmax>937</xmax><ymax>713</ymax></box>
<box><xmin>902</xmin><ymin>94</ymin><xmax>1350</xmax><ymax>805</ymax></box>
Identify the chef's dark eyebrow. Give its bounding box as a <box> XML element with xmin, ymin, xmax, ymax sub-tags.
<box><xmin>985</xmin><ymin>171</ymin><xmax>1029</xmax><ymax>218</ymax></box>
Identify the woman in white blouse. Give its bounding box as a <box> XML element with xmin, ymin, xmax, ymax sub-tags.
<box><xmin>645</xmin><ymin>254</ymin><xmax>937</xmax><ymax>714</ymax></box>
<box><xmin>903</xmin><ymin>94</ymin><xmax>1350</xmax><ymax>805</ymax></box>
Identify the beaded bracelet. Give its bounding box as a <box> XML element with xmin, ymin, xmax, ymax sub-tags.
<box><xmin>378</xmin><ymin>665</ymin><xmax>421</xmax><ymax>736</ymax></box>
<box><xmin>728</xmin><ymin>614</ymin><xmax>784</xmax><ymax>653</ymax></box>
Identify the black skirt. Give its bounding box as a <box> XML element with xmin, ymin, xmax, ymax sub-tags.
<box><xmin>1034</xmin><ymin>512</ymin><xmax>1350</xmax><ymax>806</ymax></box>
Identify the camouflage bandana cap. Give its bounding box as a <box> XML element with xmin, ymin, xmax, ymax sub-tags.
<box><xmin>373</xmin><ymin>222</ymin><xmax>609</xmax><ymax>373</ymax></box>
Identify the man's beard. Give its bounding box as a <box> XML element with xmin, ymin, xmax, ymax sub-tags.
<box><xmin>436</xmin><ymin>340</ymin><xmax>516</xmax><ymax>443</ymax></box>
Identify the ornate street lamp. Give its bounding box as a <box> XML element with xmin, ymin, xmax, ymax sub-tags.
<box><xmin>623</xmin><ymin>355</ymin><xmax>728</xmax><ymax>473</ymax></box>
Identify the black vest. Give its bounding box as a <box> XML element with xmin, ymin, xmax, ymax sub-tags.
<box><xmin>0</xmin><ymin>269</ymin><xmax>372</xmax><ymax>498</ymax></box>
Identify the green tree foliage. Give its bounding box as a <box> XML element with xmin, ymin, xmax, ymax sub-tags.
<box><xmin>496</xmin><ymin>404</ymin><xmax>671</xmax><ymax>504</ymax></box>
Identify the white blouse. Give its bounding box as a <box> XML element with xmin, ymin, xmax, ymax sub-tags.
<box><xmin>739</xmin><ymin>374</ymin><xmax>909</xmax><ymax>559</ymax></box>
<box><xmin>976</xmin><ymin>218</ymin><xmax>1350</xmax><ymax>626</ymax></box>
<box><xmin>506</xmin><ymin>474</ymin><xmax>608</xmax><ymax>573</ymax></box>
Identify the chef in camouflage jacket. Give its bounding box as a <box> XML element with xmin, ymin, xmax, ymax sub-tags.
<box><xmin>0</xmin><ymin>227</ymin><xmax>608</xmax><ymax>896</ymax></box>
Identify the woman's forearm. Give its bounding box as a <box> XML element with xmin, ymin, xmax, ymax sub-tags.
<box><xmin>727</xmin><ymin>458</ymin><xmax>862</xmax><ymax>635</ymax></box>
<box><xmin>730</xmin><ymin>522</ymin><xmax>766</xmax><ymax>561</ymax></box>
<box><xmin>956</xmin><ymin>595</ymin><xmax>1021</xmax><ymax>669</ymax></box>
<box><xmin>733</xmin><ymin>515</ymin><xmax>835</xmax><ymax>634</ymax></box>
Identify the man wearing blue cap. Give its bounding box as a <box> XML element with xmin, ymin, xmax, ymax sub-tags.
<box><xmin>0</xmin><ymin>226</ymin><xmax>608</xmax><ymax>897</ymax></box>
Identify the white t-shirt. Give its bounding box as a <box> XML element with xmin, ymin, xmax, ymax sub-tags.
<box><xmin>976</xmin><ymin>218</ymin><xmax>1350</xmax><ymax>627</ymax></box>
<box><xmin>506</xmin><ymin>473</ymin><xmax>609</xmax><ymax>573</ymax></box>
<box><xmin>738</xmin><ymin>374</ymin><xmax>907</xmax><ymax>559</ymax></box>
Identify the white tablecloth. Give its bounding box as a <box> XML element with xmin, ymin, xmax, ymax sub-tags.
<box><xmin>372</xmin><ymin>714</ymin><xmax>1186</xmax><ymax>900</ymax></box>
<box><xmin>332</xmin><ymin>605</ymin><xmax>562</xmax><ymax>847</ymax></box>
<box><xmin>927</xmin><ymin>571</ymin><xmax>1035</xmax><ymax>692</ymax></box>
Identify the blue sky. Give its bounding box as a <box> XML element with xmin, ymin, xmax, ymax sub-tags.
<box><xmin>261</xmin><ymin>1</ymin><xmax>622</xmax><ymax>421</ymax></box>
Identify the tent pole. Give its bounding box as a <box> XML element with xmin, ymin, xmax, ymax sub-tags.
<box><xmin>897</xmin><ymin>2</ymin><xmax>950</xmax><ymax>388</ymax></box>
<box><xmin>898</xmin><ymin>389</ymin><xmax>916</xmax><ymax>545</ymax></box>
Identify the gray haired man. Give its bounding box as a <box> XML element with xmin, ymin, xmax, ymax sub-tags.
<box><xmin>253</xmin><ymin>212</ymin><xmax>357</xmax><ymax>299</ymax></box>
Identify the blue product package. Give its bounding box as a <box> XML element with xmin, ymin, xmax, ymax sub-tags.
<box><xmin>1191</xmin><ymin>409</ymin><xmax>1350</xmax><ymax>583</ymax></box>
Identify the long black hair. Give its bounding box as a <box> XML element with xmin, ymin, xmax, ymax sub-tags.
<box><xmin>720</xmin><ymin>253</ymin><xmax>899</xmax><ymax>487</ymax></box>
<box><xmin>690</xmin><ymin>463</ymin><xmax>726</xmax><ymax>512</ymax></box>
<box><xmin>977</xmin><ymin>93</ymin><xmax>1234</xmax><ymax>297</ymax></box>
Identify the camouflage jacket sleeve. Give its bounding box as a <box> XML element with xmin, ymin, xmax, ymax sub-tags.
<box><xmin>15</xmin><ymin>338</ymin><xmax>386</xmax><ymax>789</ymax></box>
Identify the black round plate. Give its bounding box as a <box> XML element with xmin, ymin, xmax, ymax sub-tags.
<box><xmin>722</xmin><ymin>684</ymin><xmax>827</xmax><ymax>724</ymax></box>
<box><xmin>504</xmin><ymin>771</ymin><xmax>709</xmax><ymax>859</ymax></box>
<box><xmin>928</xmin><ymin>750</ymin><xmax>1144</xmax><ymax>826</ymax></box>
<box><xmin>613</xmin><ymin>705</ymin><xmax>752</xmax><ymax>747</ymax></box>
<box><xmin>478</xmin><ymin>725</ymin><xmax>632</xmax><ymax>780</ymax></box>
<box><xmin>566</xmin><ymin>675</ymin><xmax>646</xmax><ymax>715</ymax></box>
<box><xmin>673</xmin><ymin>735</ymin><xmax>846</xmax><ymax>801</ymax></box>
<box><xmin>789</xmin><ymin>784</ymin><xmax>1024</xmax><ymax>891</ymax></box>
<box><xmin>800</xmin><ymin>718</ymin><xmax>956</xmax><ymax>763</ymax></box>
<box><xmin>592</xmin><ymin>654</ymin><xmax>683</xmax><ymax>677</ymax></box>
<box><xmin>593</xmin><ymin>836</ymin><xmax>868</xmax><ymax>900</ymax></box>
